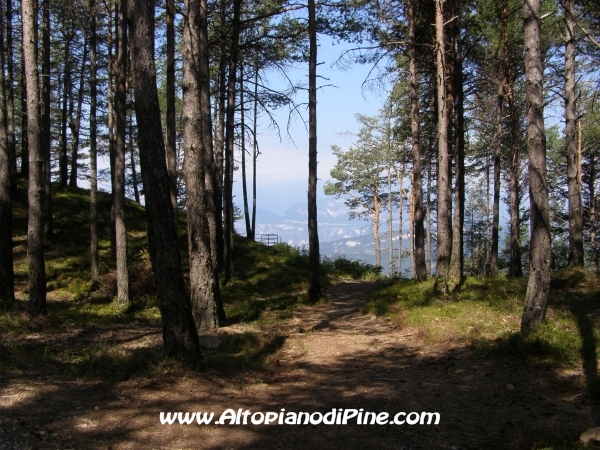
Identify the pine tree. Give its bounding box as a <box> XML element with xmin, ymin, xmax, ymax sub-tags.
<box><xmin>127</xmin><ymin>0</ymin><xmax>200</xmax><ymax>362</ymax></box>
<box><xmin>521</xmin><ymin>0</ymin><xmax>551</xmax><ymax>332</ymax></box>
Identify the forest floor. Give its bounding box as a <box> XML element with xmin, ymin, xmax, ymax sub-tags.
<box><xmin>2</xmin><ymin>280</ymin><xmax>600</xmax><ymax>450</ymax></box>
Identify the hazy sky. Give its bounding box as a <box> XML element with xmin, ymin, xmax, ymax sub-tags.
<box><xmin>232</xmin><ymin>36</ymin><xmax>387</xmax><ymax>215</ymax></box>
<box><xmin>89</xmin><ymin>36</ymin><xmax>387</xmax><ymax>216</ymax></box>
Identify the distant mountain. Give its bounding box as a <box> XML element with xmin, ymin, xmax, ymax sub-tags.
<box><xmin>236</xmin><ymin>198</ymin><xmax>368</xmax><ymax>247</ymax></box>
<box><xmin>253</xmin><ymin>208</ymin><xmax>280</xmax><ymax>224</ymax></box>
<box><xmin>235</xmin><ymin>198</ymin><xmax>414</xmax><ymax>274</ymax></box>
<box><xmin>320</xmin><ymin>233</ymin><xmax>413</xmax><ymax>275</ymax></box>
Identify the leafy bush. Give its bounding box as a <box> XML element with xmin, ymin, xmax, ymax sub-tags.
<box><xmin>321</xmin><ymin>255</ymin><xmax>382</xmax><ymax>280</ymax></box>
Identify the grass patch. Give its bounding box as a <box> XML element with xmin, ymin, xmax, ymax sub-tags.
<box><xmin>222</xmin><ymin>237</ymin><xmax>379</xmax><ymax>325</ymax></box>
<box><xmin>366</xmin><ymin>270</ymin><xmax>600</xmax><ymax>377</ymax></box>
<box><xmin>221</xmin><ymin>238</ymin><xmax>312</xmax><ymax>325</ymax></box>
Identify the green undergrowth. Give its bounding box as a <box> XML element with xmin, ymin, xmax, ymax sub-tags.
<box><xmin>366</xmin><ymin>268</ymin><xmax>600</xmax><ymax>389</ymax></box>
<box><xmin>11</xmin><ymin>180</ymin><xmax>159</xmax><ymax>301</ymax></box>
<box><xmin>222</xmin><ymin>237</ymin><xmax>381</xmax><ymax>325</ymax></box>
<box><xmin>3</xmin><ymin>181</ymin><xmax>381</xmax><ymax>379</ymax></box>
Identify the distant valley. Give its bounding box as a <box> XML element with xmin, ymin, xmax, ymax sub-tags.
<box><xmin>235</xmin><ymin>198</ymin><xmax>412</xmax><ymax>274</ymax></box>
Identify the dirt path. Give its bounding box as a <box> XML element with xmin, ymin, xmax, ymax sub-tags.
<box><xmin>1</xmin><ymin>281</ymin><xmax>599</xmax><ymax>449</ymax></box>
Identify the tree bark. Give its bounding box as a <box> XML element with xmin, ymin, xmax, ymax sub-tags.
<box><xmin>6</xmin><ymin>0</ymin><xmax>17</xmax><ymax>190</ymax></box>
<box><xmin>426</xmin><ymin>147</ymin><xmax>433</xmax><ymax>275</ymax></box>
<box><xmin>114</xmin><ymin>0</ymin><xmax>130</xmax><ymax>306</ymax></box>
<box><xmin>213</xmin><ymin>3</ymin><xmax>227</xmax><ymax>265</ymax></box>
<box><xmin>387</xmin><ymin>165</ymin><xmax>393</xmax><ymax>274</ymax></box>
<box><xmin>127</xmin><ymin>0</ymin><xmax>200</xmax><ymax>362</ymax></box>
<box><xmin>407</xmin><ymin>0</ymin><xmax>427</xmax><ymax>281</ymax></box>
<box><xmin>128</xmin><ymin>115</ymin><xmax>140</xmax><ymax>203</ymax></box>
<box><xmin>408</xmin><ymin>183</ymin><xmax>414</xmax><ymax>278</ymax></box>
<box><xmin>20</xmin><ymin>42</ymin><xmax>29</xmax><ymax>180</ymax></box>
<box><xmin>41</xmin><ymin>0</ymin><xmax>52</xmax><ymax>238</ymax></box>
<box><xmin>182</xmin><ymin>0</ymin><xmax>221</xmax><ymax>331</ymax></box>
<box><xmin>508</xmin><ymin>91</ymin><xmax>523</xmax><ymax>277</ymax></box>
<box><xmin>491</xmin><ymin>76</ymin><xmax>504</xmax><ymax>276</ymax></box>
<box><xmin>521</xmin><ymin>0</ymin><xmax>551</xmax><ymax>333</ymax></box>
<box><xmin>434</xmin><ymin>0</ymin><xmax>452</xmax><ymax>294</ymax></box>
<box><xmin>449</xmin><ymin>0</ymin><xmax>464</xmax><ymax>288</ymax></box>
<box><xmin>483</xmin><ymin>164</ymin><xmax>492</xmax><ymax>275</ymax></box>
<box><xmin>68</xmin><ymin>40</ymin><xmax>88</xmax><ymax>188</ymax></box>
<box><xmin>22</xmin><ymin>0</ymin><xmax>46</xmax><ymax>314</ymax></box>
<box><xmin>0</xmin><ymin>0</ymin><xmax>15</xmax><ymax>305</ymax></box>
<box><xmin>165</xmin><ymin>0</ymin><xmax>178</xmax><ymax>229</ymax></box>
<box><xmin>251</xmin><ymin>69</ymin><xmax>259</xmax><ymax>240</ymax></box>
<box><xmin>307</xmin><ymin>0</ymin><xmax>321</xmax><ymax>301</ymax></box>
<box><xmin>564</xmin><ymin>0</ymin><xmax>584</xmax><ymax>268</ymax></box>
<box><xmin>59</xmin><ymin>31</ymin><xmax>70</xmax><ymax>188</ymax></box>
<box><xmin>240</xmin><ymin>62</ymin><xmax>252</xmax><ymax>238</ymax></box>
<box><xmin>398</xmin><ymin>172</ymin><xmax>404</xmax><ymax>276</ymax></box>
<box><xmin>89</xmin><ymin>0</ymin><xmax>99</xmax><ymax>282</ymax></box>
<box><xmin>107</xmin><ymin>0</ymin><xmax>116</xmax><ymax>258</ymax></box>
<box><xmin>224</xmin><ymin>0</ymin><xmax>242</xmax><ymax>282</ymax></box>
<box><xmin>505</xmin><ymin>0</ymin><xmax>522</xmax><ymax>278</ymax></box>
<box><xmin>373</xmin><ymin>192</ymin><xmax>381</xmax><ymax>268</ymax></box>
<box><xmin>589</xmin><ymin>154</ymin><xmax>597</xmax><ymax>272</ymax></box>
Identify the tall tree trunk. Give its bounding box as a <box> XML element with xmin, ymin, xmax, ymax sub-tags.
<box><xmin>387</xmin><ymin>165</ymin><xmax>393</xmax><ymax>274</ymax></box>
<box><xmin>240</xmin><ymin>61</ymin><xmax>252</xmax><ymax>238</ymax></box>
<box><xmin>128</xmin><ymin>116</ymin><xmax>140</xmax><ymax>203</ymax></box>
<box><xmin>449</xmin><ymin>0</ymin><xmax>465</xmax><ymax>288</ymax></box>
<box><xmin>493</xmin><ymin>0</ymin><xmax>506</xmax><ymax>276</ymax></box>
<box><xmin>59</xmin><ymin>33</ymin><xmax>70</xmax><ymax>188</ymax></box>
<box><xmin>564</xmin><ymin>0</ymin><xmax>584</xmax><ymax>268</ymax></box>
<box><xmin>114</xmin><ymin>0</ymin><xmax>130</xmax><ymax>306</ymax></box>
<box><xmin>213</xmin><ymin>61</ymin><xmax>226</xmax><ymax>260</ymax></box>
<box><xmin>484</xmin><ymin>165</ymin><xmax>492</xmax><ymax>275</ymax></box>
<box><xmin>202</xmin><ymin>96</ymin><xmax>224</xmax><ymax>322</ymax></box>
<box><xmin>6</xmin><ymin>0</ymin><xmax>17</xmax><ymax>190</ymax></box>
<box><xmin>307</xmin><ymin>0</ymin><xmax>321</xmax><ymax>301</ymax></box>
<box><xmin>89</xmin><ymin>0</ymin><xmax>99</xmax><ymax>282</ymax></box>
<box><xmin>434</xmin><ymin>0</ymin><xmax>452</xmax><ymax>294</ymax></box>
<box><xmin>490</xmin><ymin>77</ymin><xmax>504</xmax><ymax>276</ymax></box>
<box><xmin>521</xmin><ymin>0</ymin><xmax>551</xmax><ymax>333</ymax></box>
<box><xmin>68</xmin><ymin>40</ymin><xmax>88</xmax><ymax>188</ymax></box>
<box><xmin>251</xmin><ymin>69</ymin><xmax>259</xmax><ymax>240</ymax></box>
<box><xmin>107</xmin><ymin>0</ymin><xmax>116</xmax><ymax>258</ymax></box>
<box><xmin>409</xmin><ymin>184</ymin><xmax>414</xmax><ymax>278</ymax></box>
<box><xmin>22</xmin><ymin>0</ymin><xmax>46</xmax><ymax>314</ymax></box>
<box><xmin>589</xmin><ymin>154</ymin><xmax>597</xmax><ymax>272</ymax></box>
<box><xmin>20</xmin><ymin>43</ymin><xmax>29</xmax><ymax>180</ymax></box>
<box><xmin>213</xmin><ymin>4</ymin><xmax>227</xmax><ymax>265</ymax></box>
<box><xmin>426</xmin><ymin>147</ymin><xmax>433</xmax><ymax>275</ymax></box>
<box><xmin>407</xmin><ymin>0</ymin><xmax>427</xmax><ymax>281</ymax></box>
<box><xmin>182</xmin><ymin>0</ymin><xmax>221</xmax><ymax>331</ymax></box>
<box><xmin>395</xmin><ymin>164</ymin><xmax>405</xmax><ymax>276</ymax></box>
<box><xmin>399</xmin><ymin>181</ymin><xmax>404</xmax><ymax>276</ymax></box>
<box><xmin>224</xmin><ymin>0</ymin><xmax>241</xmax><ymax>282</ymax></box>
<box><xmin>127</xmin><ymin>0</ymin><xmax>200</xmax><ymax>362</ymax></box>
<box><xmin>41</xmin><ymin>0</ymin><xmax>52</xmax><ymax>237</ymax></box>
<box><xmin>388</xmin><ymin>160</ymin><xmax>404</xmax><ymax>277</ymax></box>
<box><xmin>373</xmin><ymin>193</ymin><xmax>381</xmax><ymax>268</ymax></box>
<box><xmin>508</xmin><ymin>92</ymin><xmax>523</xmax><ymax>277</ymax></box>
<box><xmin>0</xmin><ymin>0</ymin><xmax>15</xmax><ymax>305</ymax></box>
<box><xmin>165</xmin><ymin>0</ymin><xmax>178</xmax><ymax>229</ymax></box>
<box><xmin>506</xmin><ymin>1</ymin><xmax>522</xmax><ymax>278</ymax></box>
